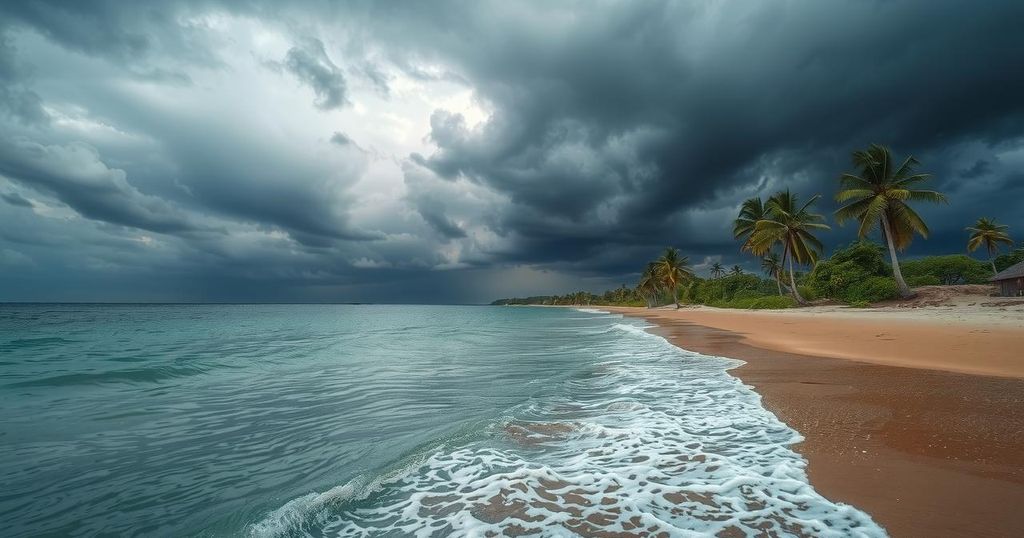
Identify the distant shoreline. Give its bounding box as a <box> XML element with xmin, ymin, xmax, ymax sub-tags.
<box><xmin>604</xmin><ymin>304</ymin><xmax>1024</xmax><ymax>537</ymax></box>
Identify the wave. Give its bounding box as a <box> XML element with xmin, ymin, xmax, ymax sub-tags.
<box><xmin>573</xmin><ymin>307</ymin><xmax>610</xmax><ymax>314</ymax></box>
<box><xmin>252</xmin><ymin>315</ymin><xmax>886</xmax><ymax>537</ymax></box>
<box><xmin>610</xmin><ymin>322</ymin><xmax>658</xmax><ymax>338</ymax></box>
<box><xmin>5</xmin><ymin>364</ymin><xmax>211</xmax><ymax>388</ymax></box>
<box><xmin>248</xmin><ymin>451</ymin><xmax>436</xmax><ymax>538</ymax></box>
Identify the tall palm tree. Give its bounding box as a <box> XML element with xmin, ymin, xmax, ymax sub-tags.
<box><xmin>733</xmin><ymin>197</ymin><xmax>767</xmax><ymax>251</ymax></box>
<box><xmin>710</xmin><ymin>262</ymin><xmax>725</xmax><ymax>279</ymax></box>
<box><xmin>654</xmin><ymin>247</ymin><xmax>693</xmax><ymax>309</ymax></box>
<box><xmin>637</xmin><ymin>262</ymin><xmax>662</xmax><ymax>308</ymax></box>
<box><xmin>835</xmin><ymin>144</ymin><xmax>947</xmax><ymax>298</ymax></box>
<box><xmin>966</xmin><ymin>217</ymin><xmax>1013</xmax><ymax>273</ymax></box>
<box><xmin>730</xmin><ymin>265</ymin><xmax>743</xmax><ymax>276</ymax></box>
<box><xmin>748</xmin><ymin>190</ymin><xmax>830</xmax><ymax>305</ymax></box>
<box><xmin>761</xmin><ymin>252</ymin><xmax>784</xmax><ymax>296</ymax></box>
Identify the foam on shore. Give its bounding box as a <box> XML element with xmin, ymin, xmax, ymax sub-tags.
<box><xmin>251</xmin><ymin>311</ymin><xmax>885</xmax><ymax>537</ymax></box>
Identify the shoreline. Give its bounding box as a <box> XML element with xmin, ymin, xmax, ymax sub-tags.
<box><xmin>603</xmin><ymin>305</ymin><xmax>1024</xmax><ymax>538</ymax></box>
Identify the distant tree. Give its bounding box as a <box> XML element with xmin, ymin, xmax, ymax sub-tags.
<box><xmin>710</xmin><ymin>262</ymin><xmax>725</xmax><ymax>279</ymax></box>
<box><xmin>835</xmin><ymin>144</ymin><xmax>946</xmax><ymax>298</ymax></box>
<box><xmin>654</xmin><ymin>247</ymin><xmax>694</xmax><ymax>309</ymax></box>
<box><xmin>749</xmin><ymin>190</ymin><xmax>830</xmax><ymax>305</ymax></box>
<box><xmin>730</xmin><ymin>265</ymin><xmax>743</xmax><ymax>276</ymax></box>
<box><xmin>761</xmin><ymin>252</ymin><xmax>784</xmax><ymax>296</ymax></box>
<box><xmin>966</xmin><ymin>217</ymin><xmax>1013</xmax><ymax>273</ymax></box>
<box><xmin>994</xmin><ymin>245</ymin><xmax>1024</xmax><ymax>273</ymax></box>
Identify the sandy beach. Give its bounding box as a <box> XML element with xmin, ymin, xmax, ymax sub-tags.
<box><xmin>604</xmin><ymin>301</ymin><xmax>1024</xmax><ymax>537</ymax></box>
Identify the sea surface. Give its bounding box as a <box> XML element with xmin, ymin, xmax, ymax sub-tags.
<box><xmin>0</xmin><ymin>304</ymin><xmax>885</xmax><ymax>537</ymax></box>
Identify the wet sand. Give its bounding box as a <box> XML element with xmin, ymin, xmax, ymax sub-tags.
<box><xmin>604</xmin><ymin>307</ymin><xmax>1024</xmax><ymax>538</ymax></box>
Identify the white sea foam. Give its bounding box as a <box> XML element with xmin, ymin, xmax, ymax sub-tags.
<box><xmin>573</xmin><ymin>307</ymin><xmax>611</xmax><ymax>314</ymax></box>
<box><xmin>253</xmin><ymin>315</ymin><xmax>886</xmax><ymax>537</ymax></box>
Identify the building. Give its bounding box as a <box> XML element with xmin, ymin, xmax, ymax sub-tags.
<box><xmin>990</xmin><ymin>260</ymin><xmax>1024</xmax><ymax>297</ymax></box>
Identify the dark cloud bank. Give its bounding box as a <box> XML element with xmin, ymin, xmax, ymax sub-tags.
<box><xmin>1</xmin><ymin>0</ymin><xmax>1022</xmax><ymax>303</ymax></box>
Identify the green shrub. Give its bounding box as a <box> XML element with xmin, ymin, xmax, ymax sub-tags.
<box><xmin>797</xmin><ymin>285</ymin><xmax>818</xmax><ymax>301</ymax></box>
<box><xmin>900</xmin><ymin>255</ymin><xmax>990</xmax><ymax>285</ymax></box>
<box><xmin>906</xmin><ymin>274</ymin><xmax>941</xmax><ymax>287</ymax></box>
<box><xmin>733</xmin><ymin>289</ymin><xmax>767</xmax><ymax>300</ymax></box>
<box><xmin>845</xmin><ymin>276</ymin><xmax>899</xmax><ymax>303</ymax></box>
<box><xmin>692</xmin><ymin>273</ymin><xmax>775</xmax><ymax>304</ymax></box>
<box><xmin>994</xmin><ymin>248</ymin><xmax>1024</xmax><ymax>272</ymax></box>
<box><xmin>807</xmin><ymin>241</ymin><xmax>889</xmax><ymax>300</ymax></box>
<box><xmin>750</xmin><ymin>296</ymin><xmax>797</xmax><ymax>309</ymax></box>
<box><xmin>708</xmin><ymin>295</ymin><xmax>796</xmax><ymax>309</ymax></box>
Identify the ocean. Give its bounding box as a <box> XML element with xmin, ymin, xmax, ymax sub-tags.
<box><xmin>0</xmin><ymin>304</ymin><xmax>885</xmax><ymax>537</ymax></box>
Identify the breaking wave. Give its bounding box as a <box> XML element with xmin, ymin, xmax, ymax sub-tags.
<box><xmin>252</xmin><ymin>312</ymin><xmax>885</xmax><ymax>537</ymax></box>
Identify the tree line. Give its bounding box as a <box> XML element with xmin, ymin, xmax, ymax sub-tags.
<box><xmin>493</xmin><ymin>144</ymin><xmax>1018</xmax><ymax>308</ymax></box>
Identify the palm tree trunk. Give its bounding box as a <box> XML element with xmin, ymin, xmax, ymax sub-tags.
<box><xmin>671</xmin><ymin>279</ymin><xmax>680</xmax><ymax>309</ymax></box>
<box><xmin>787</xmin><ymin>254</ymin><xmax>806</xmax><ymax>305</ymax></box>
<box><xmin>774</xmin><ymin>272</ymin><xmax>783</xmax><ymax>296</ymax></box>
<box><xmin>880</xmin><ymin>216</ymin><xmax>913</xmax><ymax>298</ymax></box>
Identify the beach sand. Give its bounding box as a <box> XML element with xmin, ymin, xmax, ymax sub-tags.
<box><xmin>603</xmin><ymin>303</ymin><xmax>1024</xmax><ymax>538</ymax></box>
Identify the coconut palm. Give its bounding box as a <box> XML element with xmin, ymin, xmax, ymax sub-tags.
<box><xmin>637</xmin><ymin>262</ymin><xmax>662</xmax><ymax>308</ymax></box>
<box><xmin>966</xmin><ymin>218</ymin><xmax>1013</xmax><ymax>273</ymax></box>
<box><xmin>835</xmin><ymin>144</ymin><xmax>947</xmax><ymax>298</ymax></box>
<box><xmin>729</xmin><ymin>265</ymin><xmax>743</xmax><ymax>276</ymax></box>
<box><xmin>710</xmin><ymin>262</ymin><xmax>725</xmax><ymax>279</ymax></box>
<box><xmin>748</xmin><ymin>190</ymin><xmax>830</xmax><ymax>305</ymax></box>
<box><xmin>733</xmin><ymin>197</ymin><xmax>767</xmax><ymax>251</ymax></box>
<box><xmin>761</xmin><ymin>252</ymin><xmax>784</xmax><ymax>296</ymax></box>
<box><xmin>654</xmin><ymin>247</ymin><xmax>693</xmax><ymax>309</ymax></box>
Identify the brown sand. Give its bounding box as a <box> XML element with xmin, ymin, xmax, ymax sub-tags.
<box><xmin>603</xmin><ymin>306</ymin><xmax>1024</xmax><ymax>537</ymax></box>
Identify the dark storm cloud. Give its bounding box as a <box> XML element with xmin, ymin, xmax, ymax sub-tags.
<box><xmin>0</xmin><ymin>138</ymin><xmax>199</xmax><ymax>234</ymax></box>
<box><xmin>1</xmin><ymin>191</ymin><xmax>33</xmax><ymax>208</ymax></box>
<box><xmin>385</xmin><ymin>0</ymin><xmax>1024</xmax><ymax>277</ymax></box>
<box><xmin>1</xmin><ymin>0</ymin><xmax>1023</xmax><ymax>302</ymax></box>
<box><xmin>958</xmin><ymin>160</ymin><xmax>991</xmax><ymax>180</ymax></box>
<box><xmin>0</xmin><ymin>0</ymin><xmax>224</xmax><ymax>67</ymax></box>
<box><xmin>0</xmin><ymin>31</ymin><xmax>48</xmax><ymax>124</ymax></box>
<box><xmin>284</xmin><ymin>38</ymin><xmax>348</xmax><ymax>110</ymax></box>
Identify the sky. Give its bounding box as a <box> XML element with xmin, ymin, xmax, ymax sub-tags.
<box><xmin>1</xmin><ymin>0</ymin><xmax>1022</xmax><ymax>303</ymax></box>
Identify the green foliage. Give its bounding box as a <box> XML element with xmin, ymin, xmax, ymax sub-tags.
<box><xmin>994</xmin><ymin>247</ymin><xmax>1024</xmax><ymax>272</ymax></box>
<box><xmin>848</xmin><ymin>300</ymin><xmax>871</xmax><ymax>308</ymax></box>
<box><xmin>906</xmin><ymin>274</ymin><xmax>941</xmax><ymax>287</ymax></box>
<box><xmin>732</xmin><ymin>289</ymin><xmax>766</xmax><ymax>301</ymax></box>
<box><xmin>797</xmin><ymin>285</ymin><xmax>818</xmax><ymax>301</ymax></box>
<box><xmin>900</xmin><ymin>255</ymin><xmax>991</xmax><ymax>285</ymax></box>
<box><xmin>844</xmin><ymin>276</ymin><xmax>900</xmax><ymax>303</ymax></box>
<box><xmin>709</xmin><ymin>295</ymin><xmax>796</xmax><ymax>309</ymax></box>
<box><xmin>694</xmin><ymin>273</ymin><xmax>775</xmax><ymax>304</ymax></box>
<box><xmin>806</xmin><ymin>241</ymin><xmax>889</xmax><ymax>301</ymax></box>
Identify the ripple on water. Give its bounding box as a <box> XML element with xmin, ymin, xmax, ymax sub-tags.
<box><xmin>250</xmin><ymin>312</ymin><xmax>885</xmax><ymax>538</ymax></box>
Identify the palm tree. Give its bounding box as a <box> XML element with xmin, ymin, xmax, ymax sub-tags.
<box><xmin>733</xmin><ymin>197</ymin><xmax>767</xmax><ymax>251</ymax></box>
<box><xmin>729</xmin><ymin>265</ymin><xmax>743</xmax><ymax>276</ymax></box>
<box><xmin>748</xmin><ymin>190</ymin><xmax>830</xmax><ymax>305</ymax></box>
<box><xmin>710</xmin><ymin>262</ymin><xmax>725</xmax><ymax>279</ymax></box>
<box><xmin>966</xmin><ymin>218</ymin><xmax>1013</xmax><ymax>273</ymax></box>
<box><xmin>761</xmin><ymin>252</ymin><xmax>784</xmax><ymax>296</ymax></box>
<box><xmin>835</xmin><ymin>144</ymin><xmax>947</xmax><ymax>298</ymax></box>
<box><xmin>654</xmin><ymin>247</ymin><xmax>693</xmax><ymax>309</ymax></box>
<box><xmin>637</xmin><ymin>262</ymin><xmax>662</xmax><ymax>308</ymax></box>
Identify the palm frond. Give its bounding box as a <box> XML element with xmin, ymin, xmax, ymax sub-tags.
<box><xmin>905</xmin><ymin>190</ymin><xmax>948</xmax><ymax>204</ymax></box>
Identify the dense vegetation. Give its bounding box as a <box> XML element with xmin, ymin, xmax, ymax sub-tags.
<box><xmin>493</xmin><ymin>144</ymin><xmax>1018</xmax><ymax>309</ymax></box>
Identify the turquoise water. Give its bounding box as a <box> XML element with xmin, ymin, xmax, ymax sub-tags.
<box><xmin>0</xmin><ymin>304</ymin><xmax>885</xmax><ymax>537</ymax></box>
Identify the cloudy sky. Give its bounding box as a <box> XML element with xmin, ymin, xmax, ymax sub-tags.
<box><xmin>1</xmin><ymin>0</ymin><xmax>1022</xmax><ymax>303</ymax></box>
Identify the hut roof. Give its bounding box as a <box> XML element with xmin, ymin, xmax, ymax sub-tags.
<box><xmin>990</xmin><ymin>260</ymin><xmax>1024</xmax><ymax>281</ymax></box>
